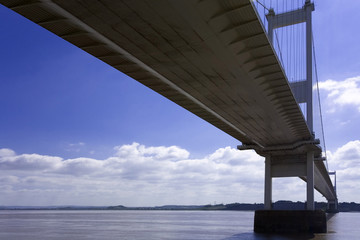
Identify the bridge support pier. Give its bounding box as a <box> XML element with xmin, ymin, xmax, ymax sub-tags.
<box><xmin>239</xmin><ymin>138</ymin><xmax>337</xmax><ymax>231</ymax></box>
<box><xmin>263</xmin><ymin>151</ymin><xmax>316</xmax><ymax>211</ymax></box>
<box><xmin>239</xmin><ymin>138</ymin><xmax>336</xmax><ymax>233</ymax></box>
<box><xmin>327</xmin><ymin>200</ymin><xmax>338</xmax><ymax>213</ymax></box>
<box><xmin>254</xmin><ymin>149</ymin><xmax>327</xmax><ymax>233</ymax></box>
<box><xmin>254</xmin><ymin>210</ymin><xmax>326</xmax><ymax>233</ymax></box>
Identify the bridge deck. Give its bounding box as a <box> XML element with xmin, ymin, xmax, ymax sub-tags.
<box><xmin>3</xmin><ymin>0</ymin><xmax>311</xmax><ymax>147</ymax></box>
<box><xmin>1</xmin><ymin>0</ymin><xmax>335</xmax><ymax>201</ymax></box>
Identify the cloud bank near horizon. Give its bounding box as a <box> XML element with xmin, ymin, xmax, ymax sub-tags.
<box><xmin>0</xmin><ymin>141</ymin><xmax>359</xmax><ymax>206</ymax></box>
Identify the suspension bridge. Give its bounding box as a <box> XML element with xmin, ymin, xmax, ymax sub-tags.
<box><xmin>1</xmin><ymin>0</ymin><xmax>337</xmax><ymax>233</ymax></box>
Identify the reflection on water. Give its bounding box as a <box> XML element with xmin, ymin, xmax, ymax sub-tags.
<box><xmin>0</xmin><ymin>210</ymin><xmax>358</xmax><ymax>240</ymax></box>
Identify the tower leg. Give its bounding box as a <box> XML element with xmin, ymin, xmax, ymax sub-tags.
<box><xmin>264</xmin><ymin>155</ymin><xmax>272</xmax><ymax>210</ymax></box>
<box><xmin>307</xmin><ymin>151</ymin><xmax>314</xmax><ymax>210</ymax></box>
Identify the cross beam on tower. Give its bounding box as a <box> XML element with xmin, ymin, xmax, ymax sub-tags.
<box><xmin>267</xmin><ymin>0</ymin><xmax>314</xmax><ymax>133</ymax></box>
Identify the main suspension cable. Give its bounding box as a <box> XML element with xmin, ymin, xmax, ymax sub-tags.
<box><xmin>254</xmin><ymin>0</ymin><xmax>271</xmax><ymax>11</ymax></box>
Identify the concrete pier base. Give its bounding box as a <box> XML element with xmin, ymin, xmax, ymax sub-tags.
<box><xmin>254</xmin><ymin>210</ymin><xmax>327</xmax><ymax>233</ymax></box>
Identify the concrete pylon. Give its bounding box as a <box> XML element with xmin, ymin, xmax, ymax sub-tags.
<box><xmin>253</xmin><ymin>150</ymin><xmax>326</xmax><ymax>233</ymax></box>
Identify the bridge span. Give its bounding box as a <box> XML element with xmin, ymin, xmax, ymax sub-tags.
<box><xmin>2</xmin><ymin>0</ymin><xmax>337</xmax><ymax>228</ymax></box>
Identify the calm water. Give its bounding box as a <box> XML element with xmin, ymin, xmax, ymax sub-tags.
<box><xmin>0</xmin><ymin>210</ymin><xmax>358</xmax><ymax>240</ymax></box>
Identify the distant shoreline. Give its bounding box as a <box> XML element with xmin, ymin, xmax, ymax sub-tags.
<box><xmin>1</xmin><ymin>201</ymin><xmax>360</xmax><ymax>212</ymax></box>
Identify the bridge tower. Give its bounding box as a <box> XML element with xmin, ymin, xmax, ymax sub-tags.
<box><xmin>265</xmin><ymin>0</ymin><xmax>316</xmax><ymax>211</ymax></box>
<box><xmin>242</xmin><ymin>0</ymin><xmax>336</xmax><ymax>233</ymax></box>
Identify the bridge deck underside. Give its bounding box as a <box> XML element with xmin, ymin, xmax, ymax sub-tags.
<box><xmin>3</xmin><ymin>0</ymin><xmax>311</xmax><ymax>147</ymax></box>
<box><xmin>2</xmin><ymin>0</ymin><xmax>335</xmax><ymax>200</ymax></box>
<box><xmin>313</xmin><ymin>160</ymin><xmax>337</xmax><ymax>202</ymax></box>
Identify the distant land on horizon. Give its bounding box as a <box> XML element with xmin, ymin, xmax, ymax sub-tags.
<box><xmin>1</xmin><ymin>201</ymin><xmax>360</xmax><ymax>212</ymax></box>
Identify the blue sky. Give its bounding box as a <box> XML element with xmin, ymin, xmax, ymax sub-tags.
<box><xmin>0</xmin><ymin>1</ymin><xmax>360</xmax><ymax>206</ymax></box>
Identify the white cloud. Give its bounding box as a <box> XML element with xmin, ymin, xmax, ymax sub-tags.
<box><xmin>326</xmin><ymin>140</ymin><xmax>360</xmax><ymax>202</ymax></box>
<box><xmin>2</xmin><ymin>141</ymin><xmax>359</xmax><ymax>206</ymax></box>
<box><xmin>328</xmin><ymin>140</ymin><xmax>360</xmax><ymax>169</ymax></box>
<box><xmin>0</xmin><ymin>176</ymin><xmax>18</xmax><ymax>184</ymax></box>
<box><xmin>317</xmin><ymin>76</ymin><xmax>360</xmax><ymax>112</ymax></box>
<box><xmin>0</xmin><ymin>148</ymin><xmax>16</xmax><ymax>157</ymax></box>
<box><xmin>69</xmin><ymin>142</ymin><xmax>85</xmax><ymax>147</ymax></box>
<box><xmin>55</xmin><ymin>157</ymin><xmax>105</xmax><ymax>176</ymax></box>
<box><xmin>114</xmin><ymin>142</ymin><xmax>189</xmax><ymax>161</ymax></box>
<box><xmin>0</xmin><ymin>143</ymin><xmax>265</xmax><ymax>206</ymax></box>
<box><xmin>65</xmin><ymin>142</ymin><xmax>86</xmax><ymax>153</ymax></box>
<box><xmin>0</xmin><ymin>152</ymin><xmax>63</xmax><ymax>171</ymax></box>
